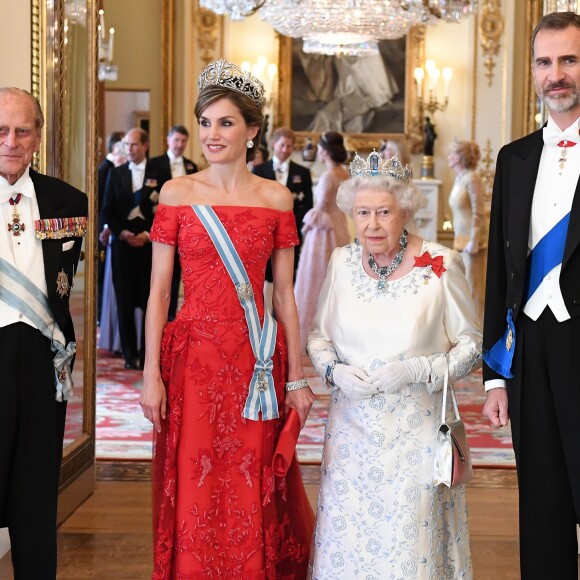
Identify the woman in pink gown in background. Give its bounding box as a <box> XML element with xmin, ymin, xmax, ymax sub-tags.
<box><xmin>294</xmin><ymin>131</ymin><xmax>351</xmax><ymax>351</ymax></box>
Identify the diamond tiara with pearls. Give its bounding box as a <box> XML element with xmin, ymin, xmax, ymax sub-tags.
<box><xmin>349</xmin><ymin>150</ymin><xmax>413</xmax><ymax>183</ymax></box>
<box><xmin>198</xmin><ymin>59</ymin><xmax>266</xmax><ymax>108</ymax></box>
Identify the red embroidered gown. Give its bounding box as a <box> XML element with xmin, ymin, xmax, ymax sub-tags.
<box><xmin>149</xmin><ymin>204</ymin><xmax>314</xmax><ymax>579</ymax></box>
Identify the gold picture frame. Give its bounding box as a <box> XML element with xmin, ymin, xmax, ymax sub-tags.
<box><xmin>275</xmin><ymin>27</ymin><xmax>426</xmax><ymax>152</ymax></box>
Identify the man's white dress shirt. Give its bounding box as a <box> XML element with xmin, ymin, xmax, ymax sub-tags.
<box><xmin>0</xmin><ymin>167</ymin><xmax>48</xmax><ymax>329</ymax></box>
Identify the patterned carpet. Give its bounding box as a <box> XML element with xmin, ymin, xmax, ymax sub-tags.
<box><xmin>96</xmin><ymin>349</ymin><xmax>516</xmax><ymax>467</ymax></box>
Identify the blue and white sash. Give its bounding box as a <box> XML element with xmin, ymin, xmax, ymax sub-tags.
<box><xmin>193</xmin><ymin>205</ymin><xmax>279</xmax><ymax>420</ymax></box>
<box><xmin>0</xmin><ymin>257</ymin><xmax>76</xmax><ymax>401</ymax></box>
<box><xmin>524</xmin><ymin>212</ymin><xmax>570</xmax><ymax>302</ymax></box>
<box><xmin>483</xmin><ymin>212</ymin><xmax>570</xmax><ymax>379</ymax></box>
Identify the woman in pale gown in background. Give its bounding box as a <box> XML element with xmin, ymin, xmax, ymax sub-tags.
<box><xmin>294</xmin><ymin>131</ymin><xmax>351</xmax><ymax>351</ymax></box>
<box><xmin>98</xmin><ymin>140</ymin><xmax>127</xmax><ymax>352</ymax></box>
<box><xmin>447</xmin><ymin>140</ymin><xmax>487</xmax><ymax>326</ymax></box>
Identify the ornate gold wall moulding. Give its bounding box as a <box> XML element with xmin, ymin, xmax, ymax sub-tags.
<box><xmin>479</xmin><ymin>0</ymin><xmax>504</xmax><ymax>88</ymax></box>
<box><xmin>195</xmin><ymin>7</ymin><xmax>221</xmax><ymax>67</ymax></box>
<box><xmin>162</xmin><ymin>0</ymin><xmax>174</xmax><ymax>145</ymax></box>
<box><xmin>480</xmin><ymin>138</ymin><xmax>496</xmax><ymax>198</ymax></box>
<box><xmin>524</xmin><ymin>0</ymin><xmax>544</xmax><ymax>134</ymax></box>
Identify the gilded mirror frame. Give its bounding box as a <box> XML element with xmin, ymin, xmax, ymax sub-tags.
<box><xmin>523</xmin><ymin>0</ymin><xmax>545</xmax><ymax>134</ymax></box>
<box><xmin>276</xmin><ymin>27</ymin><xmax>426</xmax><ymax>152</ymax></box>
<box><xmin>31</xmin><ymin>0</ymin><xmax>98</xmax><ymax>519</ymax></box>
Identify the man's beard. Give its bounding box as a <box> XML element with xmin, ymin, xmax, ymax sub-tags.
<box><xmin>539</xmin><ymin>80</ymin><xmax>580</xmax><ymax>113</ymax></box>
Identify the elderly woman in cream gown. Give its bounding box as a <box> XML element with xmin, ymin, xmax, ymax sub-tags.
<box><xmin>307</xmin><ymin>152</ymin><xmax>481</xmax><ymax>579</ymax></box>
<box><xmin>447</xmin><ymin>140</ymin><xmax>487</xmax><ymax>326</ymax></box>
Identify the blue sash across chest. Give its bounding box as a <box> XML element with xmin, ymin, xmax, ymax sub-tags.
<box><xmin>483</xmin><ymin>212</ymin><xmax>570</xmax><ymax>378</ymax></box>
<box><xmin>192</xmin><ymin>205</ymin><xmax>279</xmax><ymax>420</ymax></box>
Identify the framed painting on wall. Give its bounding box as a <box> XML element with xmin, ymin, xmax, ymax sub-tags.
<box><xmin>276</xmin><ymin>27</ymin><xmax>425</xmax><ymax>151</ymax></box>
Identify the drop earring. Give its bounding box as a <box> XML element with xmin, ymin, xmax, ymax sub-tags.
<box><xmin>246</xmin><ymin>139</ymin><xmax>254</xmax><ymax>149</ymax></box>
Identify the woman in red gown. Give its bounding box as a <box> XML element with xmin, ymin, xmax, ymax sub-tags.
<box><xmin>140</xmin><ymin>60</ymin><xmax>315</xmax><ymax>579</ymax></box>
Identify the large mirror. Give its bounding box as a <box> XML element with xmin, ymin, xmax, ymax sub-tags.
<box><xmin>32</xmin><ymin>0</ymin><xmax>98</xmax><ymax>521</ymax></box>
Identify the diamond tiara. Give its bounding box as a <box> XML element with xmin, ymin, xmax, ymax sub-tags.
<box><xmin>198</xmin><ymin>59</ymin><xmax>266</xmax><ymax>108</ymax></box>
<box><xmin>349</xmin><ymin>150</ymin><xmax>413</xmax><ymax>183</ymax></box>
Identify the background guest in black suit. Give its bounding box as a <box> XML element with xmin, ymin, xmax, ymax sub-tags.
<box><xmin>252</xmin><ymin>127</ymin><xmax>313</xmax><ymax>281</ymax></box>
<box><xmin>100</xmin><ymin>128</ymin><xmax>161</xmax><ymax>369</ymax></box>
<box><xmin>97</xmin><ymin>131</ymin><xmax>125</xmax><ymax>324</ymax></box>
<box><xmin>0</xmin><ymin>87</ymin><xmax>87</xmax><ymax>579</ymax></box>
<box><xmin>98</xmin><ymin>131</ymin><xmax>126</xmax><ymax>210</ymax></box>
<box><xmin>483</xmin><ymin>12</ymin><xmax>580</xmax><ymax>577</ymax></box>
<box><xmin>149</xmin><ymin>125</ymin><xmax>197</xmax><ymax>321</ymax></box>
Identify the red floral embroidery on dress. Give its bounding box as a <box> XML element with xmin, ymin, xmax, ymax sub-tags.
<box><xmin>151</xmin><ymin>206</ymin><xmax>311</xmax><ymax>579</ymax></box>
<box><xmin>191</xmin><ymin>450</ymin><xmax>213</xmax><ymax>489</ymax></box>
<box><xmin>261</xmin><ymin>466</ymin><xmax>276</xmax><ymax>507</ymax></box>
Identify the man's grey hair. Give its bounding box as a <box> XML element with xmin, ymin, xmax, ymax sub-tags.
<box><xmin>0</xmin><ymin>87</ymin><xmax>44</xmax><ymax>131</ymax></box>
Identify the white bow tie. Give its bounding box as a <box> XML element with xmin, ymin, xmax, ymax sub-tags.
<box><xmin>0</xmin><ymin>174</ymin><xmax>34</xmax><ymax>204</ymax></box>
<box><xmin>275</xmin><ymin>161</ymin><xmax>289</xmax><ymax>173</ymax></box>
<box><xmin>171</xmin><ymin>157</ymin><xmax>183</xmax><ymax>165</ymax></box>
<box><xmin>129</xmin><ymin>161</ymin><xmax>146</xmax><ymax>172</ymax></box>
<box><xmin>543</xmin><ymin>125</ymin><xmax>579</xmax><ymax>148</ymax></box>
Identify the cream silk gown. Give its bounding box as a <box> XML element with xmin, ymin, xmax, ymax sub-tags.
<box><xmin>307</xmin><ymin>241</ymin><xmax>482</xmax><ymax>579</ymax></box>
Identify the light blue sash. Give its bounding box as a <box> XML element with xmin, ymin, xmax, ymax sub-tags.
<box><xmin>192</xmin><ymin>205</ymin><xmax>279</xmax><ymax>420</ymax></box>
<box><xmin>0</xmin><ymin>257</ymin><xmax>76</xmax><ymax>401</ymax></box>
<box><xmin>483</xmin><ymin>212</ymin><xmax>570</xmax><ymax>379</ymax></box>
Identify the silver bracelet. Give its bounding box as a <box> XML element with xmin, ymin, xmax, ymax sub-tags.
<box><xmin>285</xmin><ymin>378</ymin><xmax>309</xmax><ymax>392</ymax></box>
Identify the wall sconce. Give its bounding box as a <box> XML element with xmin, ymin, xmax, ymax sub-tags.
<box><xmin>241</xmin><ymin>57</ymin><xmax>278</xmax><ymax>141</ymax></box>
<box><xmin>414</xmin><ymin>59</ymin><xmax>452</xmax><ymax>116</ymax></box>
<box><xmin>414</xmin><ymin>59</ymin><xmax>452</xmax><ymax>178</ymax></box>
<box><xmin>241</xmin><ymin>57</ymin><xmax>277</xmax><ymax>106</ymax></box>
<box><xmin>98</xmin><ymin>9</ymin><xmax>118</xmax><ymax>82</ymax></box>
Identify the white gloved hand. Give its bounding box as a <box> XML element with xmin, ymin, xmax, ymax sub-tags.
<box><xmin>368</xmin><ymin>357</ymin><xmax>431</xmax><ymax>394</ymax></box>
<box><xmin>333</xmin><ymin>364</ymin><xmax>376</xmax><ymax>399</ymax></box>
<box><xmin>463</xmin><ymin>239</ymin><xmax>479</xmax><ymax>255</ymax></box>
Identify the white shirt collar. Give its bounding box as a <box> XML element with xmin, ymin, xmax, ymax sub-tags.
<box><xmin>0</xmin><ymin>167</ymin><xmax>35</xmax><ymax>203</ymax></box>
<box><xmin>273</xmin><ymin>156</ymin><xmax>289</xmax><ymax>172</ymax></box>
<box><xmin>129</xmin><ymin>160</ymin><xmax>146</xmax><ymax>171</ymax></box>
<box><xmin>546</xmin><ymin>115</ymin><xmax>580</xmax><ymax>135</ymax></box>
<box><xmin>167</xmin><ymin>150</ymin><xmax>183</xmax><ymax>164</ymax></box>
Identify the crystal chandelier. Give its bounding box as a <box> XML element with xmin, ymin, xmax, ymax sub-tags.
<box><xmin>200</xmin><ymin>0</ymin><xmax>264</xmax><ymax>21</ymax></box>
<box><xmin>543</xmin><ymin>0</ymin><xmax>579</xmax><ymax>12</ymax></box>
<box><xmin>260</xmin><ymin>0</ymin><xmax>423</xmax><ymax>56</ymax></box>
<box><xmin>201</xmin><ymin>0</ymin><xmax>478</xmax><ymax>55</ymax></box>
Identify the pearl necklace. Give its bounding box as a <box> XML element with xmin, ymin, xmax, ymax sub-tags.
<box><xmin>368</xmin><ymin>228</ymin><xmax>408</xmax><ymax>291</ymax></box>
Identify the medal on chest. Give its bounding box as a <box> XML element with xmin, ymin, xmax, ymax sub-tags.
<box><xmin>557</xmin><ymin>139</ymin><xmax>576</xmax><ymax>175</ymax></box>
<box><xmin>7</xmin><ymin>193</ymin><xmax>25</xmax><ymax>236</ymax></box>
<box><xmin>56</xmin><ymin>269</ymin><xmax>71</xmax><ymax>298</ymax></box>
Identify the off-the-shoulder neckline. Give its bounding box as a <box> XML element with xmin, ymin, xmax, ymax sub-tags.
<box><xmin>157</xmin><ymin>203</ymin><xmax>291</xmax><ymax>212</ymax></box>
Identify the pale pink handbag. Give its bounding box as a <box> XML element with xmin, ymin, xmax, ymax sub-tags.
<box><xmin>433</xmin><ymin>357</ymin><xmax>474</xmax><ymax>488</ymax></box>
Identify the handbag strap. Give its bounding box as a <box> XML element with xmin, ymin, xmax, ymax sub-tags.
<box><xmin>440</xmin><ymin>355</ymin><xmax>461</xmax><ymax>423</ymax></box>
<box><xmin>192</xmin><ymin>205</ymin><xmax>279</xmax><ymax>421</ymax></box>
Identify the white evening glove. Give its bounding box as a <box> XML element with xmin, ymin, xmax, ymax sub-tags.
<box><xmin>463</xmin><ymin>239</ymin><xmax>479</xmax><ymax>255</ymax></box>
<box><xmin>333</xmin><ymin>364</ymin><xmax>376</xmax><ymax>399</ymax></box>
<box><xmin>368</xmin><ymin>357</ymin><xmax>431</xmax><ymax>394</ymax></box>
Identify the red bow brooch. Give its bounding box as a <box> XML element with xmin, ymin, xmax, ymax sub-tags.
<box><xmin>414</xmin><ymin>252</ymin><xmax>446</xmax><ymax>278</ymax></box>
